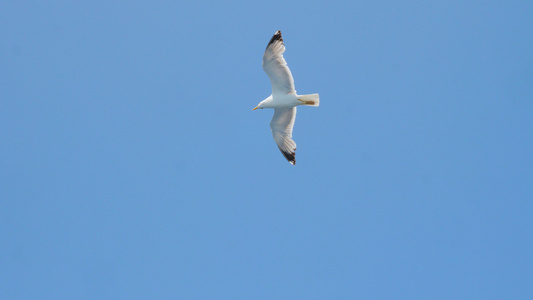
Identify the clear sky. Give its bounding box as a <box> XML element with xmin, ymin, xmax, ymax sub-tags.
<box><xmin>1</xmin><ymin>0</ymin><xmax>532</xmax><ymax>299</ymax></box>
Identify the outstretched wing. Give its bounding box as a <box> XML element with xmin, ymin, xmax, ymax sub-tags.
<box><xmin>262</xmin><ymin>30</ymin><xmax>296</xmax><ymax>95</ymax></box>
<box><xmin>270</xmin><ymin>107</ymin><xmax>297</xmax><ymax>165</ymax></box>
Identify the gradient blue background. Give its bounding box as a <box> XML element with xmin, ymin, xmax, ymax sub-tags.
<box><xmin>1</xmin><ymin>1</ymin><xmax>532</xmax><ymax>298</ymax></box>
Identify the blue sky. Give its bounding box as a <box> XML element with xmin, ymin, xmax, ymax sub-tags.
<box><xmin>1</xmin><ymin>0</ymin><xmax>532</xmax><ymax>298</ymax></box>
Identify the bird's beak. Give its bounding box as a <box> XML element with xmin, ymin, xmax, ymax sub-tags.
<box><xmin>252</xmin><ymin>106</ymin><xmax>259</xmax><ymax>111</ymax></box>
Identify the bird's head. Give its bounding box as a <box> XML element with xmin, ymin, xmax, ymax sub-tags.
<box><xmin>252</xmin><ymin>102</ymin><xmax>264</xmax><ymax>110</ymax></box>
<box><xmin>253</xmin><ymin>96</ymin><xmax>272</xmax><ymax>110</ymax></box>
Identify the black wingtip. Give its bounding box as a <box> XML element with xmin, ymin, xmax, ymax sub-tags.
<box><xmin>266</xmin><ymin>30</ymin><xmax>283</xmax><ymax>50</ymax></box>
<box><xmin>279</xmin><ymin>148</ymin><xmax>296</xmax><ymax>165</ymax></box>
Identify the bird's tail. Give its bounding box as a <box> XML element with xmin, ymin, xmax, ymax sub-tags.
<box><xmin>297</xmin><ymin>93</ymin><xmax>320</xmax><ymax>107</ymax></box>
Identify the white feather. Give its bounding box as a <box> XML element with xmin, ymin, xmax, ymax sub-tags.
<box><xmin>262</xmin><ymin>31</ymin><xmax>296</xmax><ymax>96</ymax></box>
<box><xmin>270</xmin><ymin>107</ymin><xmax>297</xmax><ymax>165</ymax></box>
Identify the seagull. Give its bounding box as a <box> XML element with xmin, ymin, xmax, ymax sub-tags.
<box><xmin>253</xmin><ymin>30</ymin><xmax>319</xmax><ymax>165</ymax></box>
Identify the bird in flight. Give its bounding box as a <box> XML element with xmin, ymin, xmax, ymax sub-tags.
<box><xmin>253</xmin><ymin>30</ymin><xmax>320</xmax><ymax>165</ymax></box>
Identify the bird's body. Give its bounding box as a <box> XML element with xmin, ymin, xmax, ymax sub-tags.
<box><xmin>253</xmin><ymin>30</ymin><xmax>320</xmax><ymax>165</ymax></box>
<box><xmin>257</xmin><ymin>94</ymin><xmax>300</xmax><ymax>108</ymax></box>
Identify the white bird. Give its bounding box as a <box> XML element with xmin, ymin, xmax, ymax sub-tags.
<box><xmin>253</xmin><ymin>30</ymin><xmax>320</xmax><ymax>165</ymax></box>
